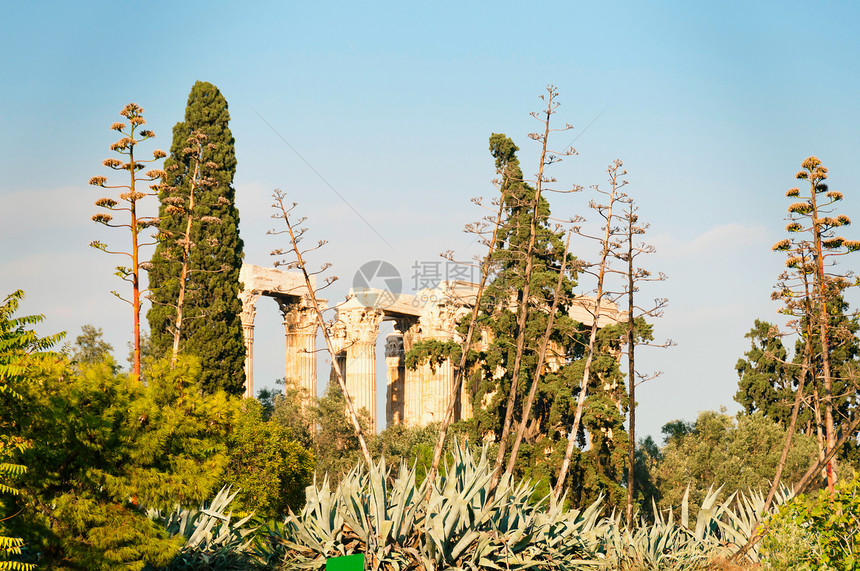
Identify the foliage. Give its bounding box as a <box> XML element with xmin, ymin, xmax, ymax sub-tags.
<box><xmin>372</xmin><ymin>422</ymin><xmax>454</xmax><ymax>485</ymax></box>
<box><xmin>148</xmin><ymin>81</ymin><xmax>245</xmax><ymax>395</ymax></box>
<box><xmin>775</xmin><ymin>472</ymin><xmax>860</xmax><ymax>570</ymax></box>
<box><xmin>631</xmin><ymin>436</ymin><xmax>662</xmax><ymax>521</ymax></box>
<box><xmin>404</xmin><ymin>339</ymin><xmax>461</xmax><ymax>373</ymax></box>
<box><xmin>311</xmin><ymin>383</ymin><xmax>366</xmax><ymax>483</ymax></box>
<box><xmin>261</xmin><ymin>379</ymin><xmax>313</xmax><ymax>450</ymax></box>
<box><xmin>661</xmin><ymin>419</ymin><xmax>695</xmax><ymax>444</ymax></box>
<box><xmin>222</xmin><ymin>399</ymin><xmax>314</xmax><ymax>519</ymax></box>
<box><xmin>654</xmin><ymin>410</ymin><xmax>817</xmax><ymax>514</ymax></box>
<box><xmin>3</xmin><ymin>356</ymin><xmax>237</xmax><ymax>569</ymax></box>
<box><xmin>265</xmin><ymin>380</ymin><xmax>458</xmax><ymax>489</ymax></box>
<box><xmin>734</xmin><ymin>320</ymin><xmax>797</xmax><ymax>429</ymax></box>
<box><xmin>758</xmin><ymin>510</ymin><xmax>818</xmax><ymax>571</ymax></box>
<box><xmin>68</xmin><ymin>324</ymin><xmax>115</xmax><ymax>368</ymax></box>
<box><xmin>735</xmin><ymin>312</ymin><xmax>860</xmax><ymax>461</ymax></box>
<box><xmin>0</xmin><ymin>290</ymin><xmax>64</xmax><ymax>571</ymax></box>
<box><xmin>303</xmin><ymin>382</ymin><xmax>370</xmax><ymax>486</ymax></box>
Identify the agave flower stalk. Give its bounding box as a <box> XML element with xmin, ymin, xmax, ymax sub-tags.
<box><xmin>772</xmin><ymin>156</ymin><xmax>860</xmax><ymax>493</ymax></box>
<box><xmin>269</xmin><ymin>191</ymin><xmax>373</xmax><ymax>468</ymax></box>
<box><xmin>555</xmin><ymin>159</ymin><xmax>627</xmax><ymax>499</ymax></box>
<box><xmin>89</xmin><ymin>103</ymin><xmax>165</xmax><ymax>380</ymax></box>
<box><xmin>155</xmin><ymin>131</ymin><xmax>224</xmax><ymax>368</ymax></box>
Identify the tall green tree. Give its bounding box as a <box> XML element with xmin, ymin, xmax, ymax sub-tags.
<box><xmin>462</xmin><ymin>132</ymin><xmax>580</xmax><ymax>474</ymax></box>
<box><xmin>223</xmin><ymin>399</ymin><xmax>314</xmax><ymax>518</ymax></box>
<box><xmin>148</xmin><ymin>81</ymin><xmax>246</xmax><ymax>394</ymax></box>
<box><xmin>69</xmin><ymin>324</ymin><xmax>115</xmax><ymax>368</ymax></box>
<box><xmin>654</xmin><ymin>410</ymin><xmax>819</xmax><ymax>515</ymax></box>
<box><xmin>734</xmin><ymin>320</ymin><xmax>798</xmax><ymax>429</ymax></box>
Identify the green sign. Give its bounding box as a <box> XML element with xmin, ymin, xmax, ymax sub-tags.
<box><xmin>326</xmin><ymin>553</ymin><xmax>365</xmax><ymax>571</ymax></box>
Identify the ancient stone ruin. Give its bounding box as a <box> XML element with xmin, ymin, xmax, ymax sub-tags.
<box><xmin>238</xmin><ymin>263</ymin><xmax>624</xmax><ymax>432</ymax></box>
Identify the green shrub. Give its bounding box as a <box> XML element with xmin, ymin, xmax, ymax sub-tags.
<box><xmin>759</xmin><ymin>510</ymin><xmax>818</xmax><ymax>571</ymax></box>
<box><xmin>775</xmin><ymin>473</ymin><xmax>860</xmax><ymax>570</ymax></box>
<box><xmin>223</xmin><ymin>399</ymin><xmax>314</xmax><ymax>519</ymax></box>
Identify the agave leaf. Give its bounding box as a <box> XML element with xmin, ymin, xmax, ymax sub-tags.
<box><xmin>681</xmin><ymin>484</ymin><xmax>690</xmax><ymax>529</ymax></box>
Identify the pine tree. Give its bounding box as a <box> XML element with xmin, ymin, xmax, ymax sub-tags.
<box><xmin>734</xmin><ymin>320</ymin><xmax>796</xmax><ymax>428</ymax></box>
<box><xmin>471</xmin><ymin>132</ymin><xmax>578</xmax><ymax>449</ymax></box>
<box><xmin>148</xmin><ymin>82</ymin><xmax>245</xmax><ymax>394</ymax></box>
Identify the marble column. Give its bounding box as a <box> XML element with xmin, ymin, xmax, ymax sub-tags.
<box><xmin>340</xmin><ymin>305</ymin><xmax>384</xmax><ymax>432</ymax></box>
<box><xmin>277</xmin><ymin>297</ymin><xmax>318</xmax><ymax>406</ymax></box>
<box><xmin>239</xmin><ymin>290</ymin><xmax>261</xmax><ymax>399</ymax></box>
<box><xmin>327</xmin><ymin>320</ymin><xmax>347</xmax><ymax>383</ymax></box>
<box><xmin>395</xmin><ymin>316</ymin><xmax>422</xmax><ymax>427</ymax></box>
<box><xmin>460</xmin><ymin>370</ymin><xmax>473</xmax><ymax>421</ymax></box>
<box><xmin>418</xmin><ymin>301</ymin><xmax>460</xmax><ymax>425</ymax></box>
<box><xmin>385</xmin><ymin>334</ymin><xmax>405</xmax><ymax>426</ymax></box>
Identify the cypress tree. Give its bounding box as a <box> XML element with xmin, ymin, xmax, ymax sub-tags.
<box><xmin>148</xmin><ymin>81</ymin><xmax>245</xmax><ymax>394</ymax></box>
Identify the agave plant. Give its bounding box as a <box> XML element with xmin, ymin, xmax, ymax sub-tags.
<box><xmin>269</xmin><ymin>441</ymin><xmax>611</xmax><ymax>571</ymax></box>
<box><xmin>265</xmin><ymin>442</ymin><xmax>797</xmax><ymax>570</ymax></box>
<box><xmin>276</xmin><ymin>458</ymin><xmax>427</xmax><ymax>570</ymax></box>
<box><xmin>148</xmin><ymin>485</ymin><xmax>259</xmax><ymax>570</ymax></box>
<box><xmin>600</xmin><ymin>483</ymin><xmax>795</xmax><ymax>570</ymax></box>
<box><xmin>603</xmin><ymin>494</ymin><xmax>714</xmax><ymax>571</ymax></box>
<box><xmin>715</xmin><ymin>485</ymin><xmax>794</xmax><ymax>563</ymax></box>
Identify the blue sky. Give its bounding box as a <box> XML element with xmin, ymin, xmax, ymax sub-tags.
<box><xmin>3</xmin><ymin>1</ymin><xmax>860</xmax><ymax>439</ymax></box>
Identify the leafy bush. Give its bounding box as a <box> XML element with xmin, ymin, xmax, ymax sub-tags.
<box><xmin>3</xmin><ymin>356</ymin><xmax>238</xmax><ymax>569</ymax></box>
<box><xmin>656</xmin><ymin>410</ymin><xmax>817</xmax><ymax>515</ymax></box>
<box><xmin>758</xmin><ymin>511</ymin><xmax>818</xmax><ymax>571</ymax></box>
<box><xmin>223</xmin><ymin>399</ymin><xmax>314</xmax><ymax>519</ymax></box>
<box><xmin>767</xmin><ymin>473</ymin><xmax>860</xmax><ymax>570</ymax></box>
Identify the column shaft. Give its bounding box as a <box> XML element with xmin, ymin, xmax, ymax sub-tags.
<box><xmin>238</xmin><ymin>290</ymin><xmax>260</xmax><ymax>399</ymax></box>
<box><xmin>385</xmin><ymin>335</ymin><xmax>405</xmax><ymax>426</ymax></box>
<box><xmin>278</xmin><ymin>298</ymin><xmax>318</xmax><ymax>408</ymax></box>
<box><xmin>242</xmin><ymin>324</ymin><xmax>255</xmax><ymax>398</ymax></box>
<box><xmin>346</xmin><ymin>341</ymin><xmax>377</xmax><ymax>428</ymax></box>
<box><xmin>339</xmin><ymin>304</ymin><xmax>383</xmax><ymax>432</ymax></box>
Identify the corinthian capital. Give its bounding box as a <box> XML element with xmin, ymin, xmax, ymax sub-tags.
<box><xmin>239</xmin><ymin>289</ymin><xmax>261</xmax><ymax>327</ymax></box>
<box><xmin>277</xmin><ymin>297</ymin><xmax>318</xmax><ymax>335</ymax></box>
<box><xmin>339</xmin><ymin>304</ymin><xmax>384</xmax><ymax>345</ymax></box>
